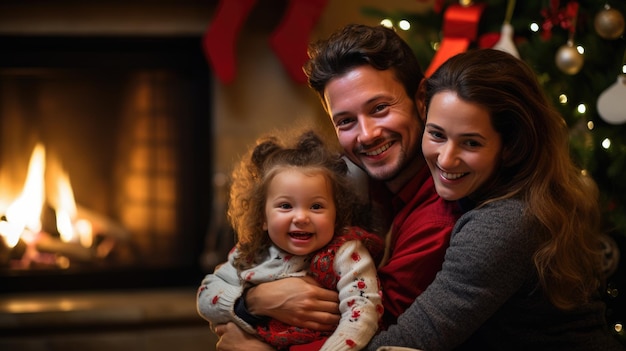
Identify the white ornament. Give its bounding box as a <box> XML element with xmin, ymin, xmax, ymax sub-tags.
<box><xmin>597</xmin><ymin>74</ymin><xmax>626</xmax><ymax>125</ymax></box>
<box><xmin>493</xmin><ymin>23</ymin><xmax>520</xmax><ymax>58</ymax></box>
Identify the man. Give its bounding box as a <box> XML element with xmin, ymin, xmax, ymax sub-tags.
<box><xmin>203</xmin><ymin>24</ymin><xmax>460</xmax><ymax>350</ymax></box>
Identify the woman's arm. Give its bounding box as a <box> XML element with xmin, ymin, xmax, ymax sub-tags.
<box><xmin>367</xmin><ymin>200</ymin><xmax>537</xmax><ymax>351</ymax></box>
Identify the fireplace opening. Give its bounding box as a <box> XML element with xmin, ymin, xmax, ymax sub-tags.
<box><xmin>0</xmin><ymin>35</ymin><xmax>212</xmax><ymax>292</ymax></box>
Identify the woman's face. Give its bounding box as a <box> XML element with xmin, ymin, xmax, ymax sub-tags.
<box><xmin>422</xmin><ymin>91</ymin><xmax>502</xmax><ymax>201</ymax></box>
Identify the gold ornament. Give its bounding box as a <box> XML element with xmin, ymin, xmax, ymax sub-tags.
<box><xmin>594</xmin><ymin>5</ymin><xmax>625</xmax><ymax>40</ymax></box>
<box><xmin>555</xmin><ymin>42</ymin><xmax>584</xmax><ymax>75</ymax></box>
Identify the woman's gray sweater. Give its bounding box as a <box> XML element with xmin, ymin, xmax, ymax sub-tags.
<box><xmin>367</xmin><ymin>198</ymin><xmax>623</xmax><ymax>351</ymax></box>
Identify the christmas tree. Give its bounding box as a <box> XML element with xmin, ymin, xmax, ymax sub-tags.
<box><xmin>363</xmin><ymin>0</ymin><xmax>626</xmax><ymax>345</ymax></box>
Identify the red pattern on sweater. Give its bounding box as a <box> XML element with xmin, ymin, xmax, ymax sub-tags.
<box><xmin>256</xmin><ymin>227</ymin><xmax>383</xmax><ymax>349</ymax></box>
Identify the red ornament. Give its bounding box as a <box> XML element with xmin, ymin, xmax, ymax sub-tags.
<box><xmin>478</xmin><ymin>32</ymin><xmax>501</xmax><ymax>49</ymax></box>
<box><xmin>425</xmin><ymin>3</ymin><xmax>486</xmax><ymax>77</ymax></box>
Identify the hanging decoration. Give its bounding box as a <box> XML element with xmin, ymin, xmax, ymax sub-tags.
<box><xmin>554</xmin><ymin>2</ymin><xmax>584</xmax><ymax>75</ymax></box>
<box><xmin>598</xmin><ymin>73</ymin><xmax>626</xmax><ymax>125</ymax></box>
<box><xmin>492</xmin><ymin>0</ymin><xmax>520</xmax><ymax>58</ymax></box>
<box><xmin>202</xmin><ymin>0</ymin><xmax>328</xmax><ymax>84</ymax></box>
<box><xmin>269</xmin><ymin>0</ymin><xmax>329</xmax><ymax>84</ymax></box>
<box><xmin>594</xmin><ymin>3</ymin><xmax>625</xmax><ymax>40</ymax></box>
<box><xmin>202</xmin><ymin>0</ymin><xmax>258</xmax><ymax>85</ymax></box>
<box><xmin>424</xmin><ymin>1</ymin><xmax>486</xmax><ymax>77</ymax></box>
<box><xmin>555</xmin><ymin>41</ymin><xmax>584</xmax><ymax>74</ymax></box>
<box><xmin>540</xmin><ymin>0</ymin><xmax>580</xmax><ymax>40</ymax></box>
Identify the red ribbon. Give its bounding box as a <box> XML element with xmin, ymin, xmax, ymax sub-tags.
<box><xmin>540</xmin><ymin>0</ymin><xmax>579</xmax><ymax>40</ymax></box>
<box><xmin>425</xmin><ymin>3</ymin><xmax>486</xmax><ymax>77</ymax></box>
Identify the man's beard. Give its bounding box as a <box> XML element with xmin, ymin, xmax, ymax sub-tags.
<box><xmin>362</xmin><ymin>151</ymin><xmax>406</xmax><ymax>183</ymax></box>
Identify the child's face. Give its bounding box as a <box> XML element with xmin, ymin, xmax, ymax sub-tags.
<box><xmin>263</xmin><ymin>168</ymin><xmax>336</xmax><ymax>256</ymax></box>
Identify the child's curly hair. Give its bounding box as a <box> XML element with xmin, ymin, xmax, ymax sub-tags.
<box><xmin>228</xmin><ymin>130</ymin><xmax>375</xmax><ymax>271</ymax></box>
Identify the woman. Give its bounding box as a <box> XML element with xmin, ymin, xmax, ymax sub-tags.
<box><xmin>366</xmin><ymin>49</ymin><xmax>623</xmax><ymax>350</ymax></box>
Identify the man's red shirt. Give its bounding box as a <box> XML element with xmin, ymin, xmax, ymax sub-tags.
<box><xmin>373</xmin><ymin>165</ymin><xmax>461</xmax><ymax>328</ymax></box>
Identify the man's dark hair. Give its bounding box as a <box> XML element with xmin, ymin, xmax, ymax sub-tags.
<box><xmin>304</xmin><ymin>23</ymin><xmax>424</xmax><ymax>108</ymax></box>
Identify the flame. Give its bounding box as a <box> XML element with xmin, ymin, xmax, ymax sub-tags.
<box><xmin>54</xmin><ymin>170</ymin><xmax>92</xmax><ymax>247</ymax></box>
<box><xmin>0</xmin><ymin>143</ymin><xmax>93</xmax><ymax>249</ymax></box>
<box><xmin>55</xmin><ymin>170</ymin><xmax>77</xmax><ymax>242</ymax></box>
<box><xmin>0</xmin><ymin>144</ymin><xmax>46</xmax><ymax>248</ymax></box>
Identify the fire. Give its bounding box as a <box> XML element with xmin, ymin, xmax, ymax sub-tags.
<box><xmin>53</xmin><ymin>170</ymin><xmax>93</xmax><ymax>247</ymax></box>
<box><xmin>0</xmin><ymin>143</ymin><xmax>93</xmax><ymax>250</ymax></box>
<box><xmin>0</xmin><ymin>143</ymin><xmax>46</xmax><ymax>248</ymax></box>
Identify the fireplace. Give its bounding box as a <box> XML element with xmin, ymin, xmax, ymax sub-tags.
<box><xmin>0</xmin><ymin>35</ymin><xmax>213</xmax><ymax>292</ymax></box>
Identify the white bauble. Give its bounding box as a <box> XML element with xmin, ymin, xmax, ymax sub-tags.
<box><xmin>597</xmin><ymin>74</ymin><xmax>626</xmax><ymax>125</ymax></box>
<box><xmin>493</xmin><ymin>23</ymin><xmax>520</xmax><ymax>58</ymax></box>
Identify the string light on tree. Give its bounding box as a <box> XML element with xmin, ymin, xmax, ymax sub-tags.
<box><xmin>616</xmin><ymin>323</ymin><xmax>624</xmax><ymax>335</ymax></box>
<box><xmin>380</xmin><ymin>18</ymin><xmax>393</xmax><ymax>28</ymax></box>
<box><xmin>398</xmin><ymin>20</ymin><xmax>411</xmax><ymax>31</ymax></box>
<box><xmin>529</xmin><ymin>22</ymin><xmax>540</xmax><ymax>33</ymax></box>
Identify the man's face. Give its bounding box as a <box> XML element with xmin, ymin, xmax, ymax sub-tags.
<box><xmin>323</xmin><ymin>65</ymin><xmax>423</xmax><ymax>193</ymax></box>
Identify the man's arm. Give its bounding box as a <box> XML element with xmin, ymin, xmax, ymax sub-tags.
<box><xmin>245</xmin><ymin>276</ymin><xmax>341</xmax><ymax>331</ymax></box>
<box><xmin>214</xmin><ymin>277</ymin><xmax>341</xmax><ymax>351</ymax></box>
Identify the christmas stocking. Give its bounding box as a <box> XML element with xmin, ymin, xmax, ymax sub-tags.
<box><xmin>269</xmin><ymin>0</ymin><xmax>329</xmax><ymax>84</ymax></box>
<box><xmin>202</xmin><ymin>0</ymin><xmax>258</xmax><ymax>84</ymax></box>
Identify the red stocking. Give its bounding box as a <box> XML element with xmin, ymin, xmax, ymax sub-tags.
<box><xmin>202</xmin><ymin>0</ymin><xmax>258</xmax><ymax>84</ymax></box>
<box><xmin>269</xmin><ymin>0</ymin><xmax>329</xmax><ymax>84</ymax></box>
